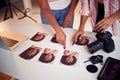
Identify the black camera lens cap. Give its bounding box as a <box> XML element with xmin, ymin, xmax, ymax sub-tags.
<box><xmin>86</xmin><ymin>64</ymin><xmax>98</xmax><ymax>73</ymax></box>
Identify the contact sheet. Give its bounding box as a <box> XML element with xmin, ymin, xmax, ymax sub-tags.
<box><xmin>19</xmin><ymin>45</ymin><xmax>80</xmax><ymax>66</ymax></box>
<box><xmin>18</xmin><ymin>32</ymin><xmax>84</xmax><ymax>66</ymax></box>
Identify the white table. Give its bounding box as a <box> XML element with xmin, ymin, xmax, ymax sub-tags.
<box><xmin>0</xmin><ymin>19</ymin><xmax>120</xmax><ymax>80</ymax></box>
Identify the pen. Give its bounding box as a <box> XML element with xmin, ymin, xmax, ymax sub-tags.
<box><xmin>77</xmin><ymin>34</ymin><xmax>81</xmax><ymax>41</ymax></box>
<box><xmin>72</xmin><ymin>41</ymin><xmax>75</xmax><ymax>46</ymax></box>
<box><xmin>72</xmin><ymin>34</ymin><xmax>81</xmax><ymax>46</ymax></box>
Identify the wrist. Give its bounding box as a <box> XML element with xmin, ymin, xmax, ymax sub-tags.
<box><xmin>111</xmin><ymin>10</ymin><xmax>120</xmax><ymax>21</ymax></box>
<box><xmin>78</xmin><ymin>27</ymin><xmax>84</xmax><ymax>32</ymax></box>
<box><xmin>55</xmin><ymin>27</ymin><xmax>63</xmax><ymax>33</ymax></box>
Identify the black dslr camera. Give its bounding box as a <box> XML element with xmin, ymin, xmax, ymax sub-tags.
<box><xmin>87</xmin><ymin>31</ymin><xmax>115</xmax><ymax>54</ymax></box>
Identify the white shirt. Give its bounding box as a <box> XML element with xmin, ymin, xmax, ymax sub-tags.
<box><xmin>48</xmin><ymin>0</ymin><xmax>71</xmax><ymax>10</ymax></box>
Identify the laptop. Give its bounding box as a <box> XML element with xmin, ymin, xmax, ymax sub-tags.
<box><xmin>0</xmin><ymin>30</ymin><xmax>29</xmax><ymax>50</ymax></box>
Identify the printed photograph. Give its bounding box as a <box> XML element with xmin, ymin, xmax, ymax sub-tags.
<box><xmin>39</xmin><ymin>48</ymin><xmax>58</xmax><ymax>63</ymax></box>
<box><xmin>31</xmin><ymin>32</ymin><xmax>47</xmax><ymax>41</ymax></box>
<box><xmin>19</xmin><ymin>45</ymin><xmax>42</xmax><ymax>60</ymax></box>
<box><xmin>60</xmin><ymin>50</ymin><xmax>79</xmax><ymax>66</ymax></box>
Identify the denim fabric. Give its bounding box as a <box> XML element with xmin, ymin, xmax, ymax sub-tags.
<box><xmin>40</xmin><ymin>5</ymin><xmax>74</xmax><ymax>28</ymax></box>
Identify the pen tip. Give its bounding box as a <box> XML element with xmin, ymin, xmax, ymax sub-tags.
<box><xmin>72</xmin><ymin>42</ymin><xmax>75</xmax><ymax>45</ymax></box>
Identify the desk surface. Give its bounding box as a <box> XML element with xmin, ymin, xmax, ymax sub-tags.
<box><xmin>0</xmin><ymin>19</ymin><xmax>120</xmax><ymax>80</ymax></box>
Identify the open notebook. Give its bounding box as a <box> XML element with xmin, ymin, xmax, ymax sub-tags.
<box><xmin>0</xmin><ymin>30</ymin><xmax>29</xmax><ymax>50</ymax></box>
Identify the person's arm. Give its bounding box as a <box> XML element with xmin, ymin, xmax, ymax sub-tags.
<box><xmin>62</xmin><ymin>0</ymin><xmax>79</xmax><ymax>28</ymax></box>
<box><xmin>72</xmin><ymin>0</ymin><xmax>89</xmax><ymax>43</ymax></box>
<box><xmin>78</xmin><ymin>15</ymin><xmax>89</xmax><ymax>34</ymax></box>
<box><xmin>35</xmin><ymin>0</ymin><xmax>66</xmax><ymax>48</ymax></box>
<box><xmin>95</xmin><ymin>10</ymin><xmax>120</xmax><ymax>32</ymax></box>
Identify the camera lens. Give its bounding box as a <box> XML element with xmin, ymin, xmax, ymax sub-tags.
<box><xmin>103</xmin><ymin>38</ymin><xmax>115</xmax><ymax>53</ymax></box>
<box><xmin>87</xmin><ymin>40</ymin><xmax>104</xmax><ymax>53</ymax></box>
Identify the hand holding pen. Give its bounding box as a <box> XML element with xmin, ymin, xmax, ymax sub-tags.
<box><xmin>72</xmin><ymin>34</ymin><xmax>81</xmax><ymax>46</ymax></box>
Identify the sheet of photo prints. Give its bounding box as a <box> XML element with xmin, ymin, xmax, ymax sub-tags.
<box><xmin>19</xmin><ymin>45</ymin><xmax>59</xmax><ymax>62</ymax></box>
<box><xmin>19</xmin><ymin>45</ymin><xmax>80</xmax><ymax>67</ymax></box>
<box><xmin>18</xmin><ymin>32</ymin><xmax>84</xmax><ymax>67</ymax></box>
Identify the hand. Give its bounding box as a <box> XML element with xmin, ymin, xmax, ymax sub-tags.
<box><xmin>66</xmin><ymin>52</ymin><xmax>78</xmax><ymax>63</ymax></box>
<box><xmin>94</xmin><ymin>16</ymin><xmax>116</xmax><ymax>32</ymax></box>
<box><xmin>72</xmin><ymin>30</ymin><xmax>84</xmax><ymax>43</ymax></box>
<box><xmin>64</xmin><ymin>50</ymin><xmax>70</xmax><ymax>55</ymax></box>
<box><xmin>56</xmin><ymin>30</ymin><xmax>66</xmax><ymax>49</ymax></box>
<box><xmin>28</xmin><ymin>46</ymin><xmax>42</xmax><ymax>56</ymax></box>
<box><xmin>62</xmin><ymin>13</ymin><xmax>73</xmax><ymax>28</ymax></box>
<box><xmin>66</xmin><ymin>56</ymin><xmax>74</xmax><ymax>63</ymax></box>
<box><xmin>44</xmin><ymin>53</ymin><xmax>53</xmax><ymax>61</ymax></box>
<box><xmin>44</xmin><ymin>48</ymin><xmax>51</xmax><ymax>53</ymax></box>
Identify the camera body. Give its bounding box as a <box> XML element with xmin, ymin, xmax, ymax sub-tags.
<box><xmin>87</xmin><ymin>31</ymin><xmax>115</xmax><ymax>54</ymax></box>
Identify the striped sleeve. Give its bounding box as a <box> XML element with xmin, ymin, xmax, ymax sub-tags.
<box><xmin>80</xmin><ymin>0</ymin><xmax>90</xmax><ymax>16</ymax></box>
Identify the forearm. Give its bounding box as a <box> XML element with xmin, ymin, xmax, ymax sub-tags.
<box><xmin>78</xmin><ymin>15</ymin><xmax>88</xmax><ymax>31</ymax></box>
<box><xmin>42</xmin><ymin>9</ymin><xmax>62</xmax><ymax>32</ymax></box>
<box><xmin>110</xmin><ymin>10</ymin><xmax>120</xmax><ymax>22</ymax></box>
<box><xmin>35</xmin><ymin>0</ymin><xmax>62</xmax><ymax>32</ymax></box>
<box><xmin>67</xmin><ymin>0</ymin><xmax>79</xmax><ymax>16</ymax></box>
